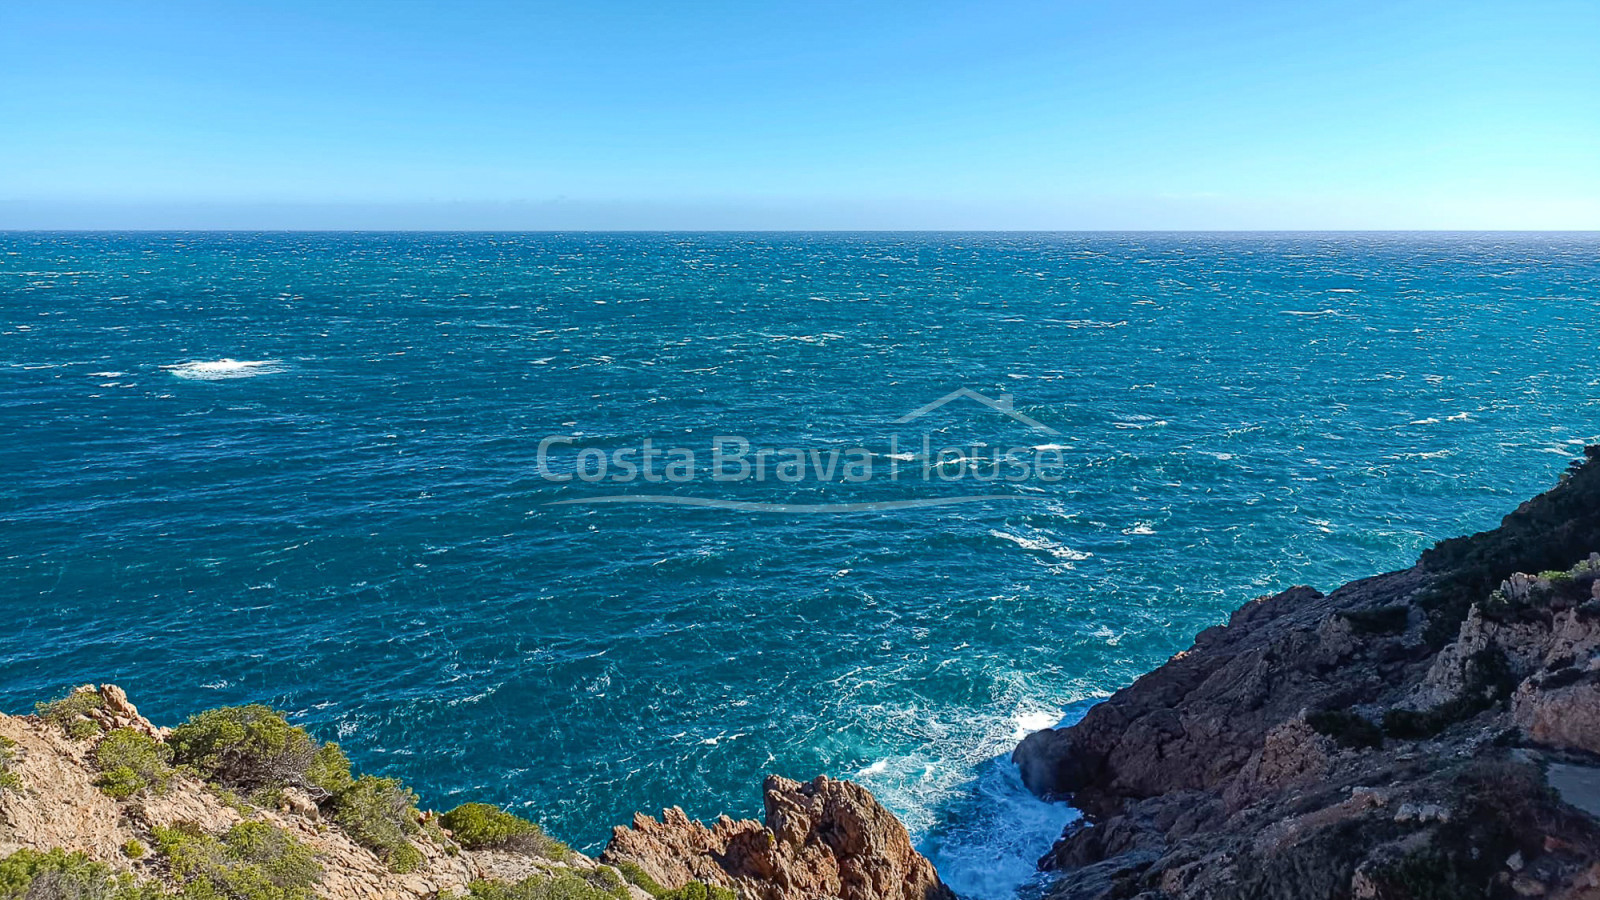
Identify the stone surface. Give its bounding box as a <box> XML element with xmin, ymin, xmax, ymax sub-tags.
<box><xmin>1014</xmin><ymin>446</ymin><xmax>1600</xmax><ymax>899</ymax></box>
<box><xmin>604</xmin><ymin>775</ymin><xmax>955</xmax><ymax>900</ymax></box>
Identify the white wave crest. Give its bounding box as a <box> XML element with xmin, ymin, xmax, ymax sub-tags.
<box><xmin>163</xmin><ymin>359</ymin><xmax>285</xmax><ymax>381</ymax></box>
<box><xmin>988</xmin><ymin>529</ymin><xmax>1092</xmax><ymax>562</ymax></box>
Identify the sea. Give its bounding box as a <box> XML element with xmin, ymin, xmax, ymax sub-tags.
<box><xmin>3</xmin><ymin>231</ymin><xmax>1597</xmax><ymax>898</ymax></box>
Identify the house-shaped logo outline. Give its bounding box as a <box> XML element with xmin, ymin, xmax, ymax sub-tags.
<box><xmin>892</xmin><ymin>388</ymin><xmax>1061</xmax><ymax>435</ymax></box>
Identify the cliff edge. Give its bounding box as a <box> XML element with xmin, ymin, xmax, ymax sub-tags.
<box><xmin>0</xmin><ymin>685</ymin><xmax>951</xmax><ymax>900</ymax></box>
<box><xmin>1013</xmin><ymin>446</ymin><xmax>1600</xmax><ymax>899</ymax></box>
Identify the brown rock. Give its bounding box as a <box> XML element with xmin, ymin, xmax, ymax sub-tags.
<box><xmin>603</xmin><ymin>775</ymin><xmax>954</xmax><ymax>900</ymax></box>
<box><xmin>1514</xmin><ymin>678</ymin><xmax>1600</xmax><ymax>754</ymax></box>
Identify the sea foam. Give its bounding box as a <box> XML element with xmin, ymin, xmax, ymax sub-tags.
<box><xmin>163</xmin><ymin>359</ymin><xmax>285</xmax><ymax>380</ymax></box>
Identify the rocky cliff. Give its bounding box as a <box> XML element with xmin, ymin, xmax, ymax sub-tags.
<box><xmin>0</xmin><ymin>685</ymin><xmax>951</xmax><ymax>900</ymax></box>
<box><xmin>1013</xmin><ymin>446</ymin><xmax>1600</xmax><ymax>899</ymax></box>
<box><xmin>601</xmin><ymin>776</ymin><xmax>952</xmax><ymax>900</ymax></box>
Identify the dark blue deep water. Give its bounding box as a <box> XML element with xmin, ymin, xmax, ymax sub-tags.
<box><xmin>3</xmin><ymin>232</ymin><xmax>1598</xmax><ymax>897</ymax></box>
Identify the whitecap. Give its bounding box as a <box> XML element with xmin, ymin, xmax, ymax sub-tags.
<box><xmin>1009</xmin><ymin>710</ymin><xmax>1061</xmax><ymax>741</ymax></box>
<box><xmin>988</xmin><ymin>529</ymin><xmax>1092</xmax><ymax>562</ymax></box>
<box><xmin>163</xmin><ymin>359</ymin><xmax>285</xmax><ymax>381</ymax></box>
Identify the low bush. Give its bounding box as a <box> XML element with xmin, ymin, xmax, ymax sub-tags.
<box><xmin>615</xmin><ymin>862</ymin><xmax>663</xmax><ymax>896</ymax></box>
<box><xmin>304</xmin><ymin>744</ymin><xmax>353</xmax><ymax>797</ymax></box>
<box><xmin>1305</xmin><ymin>709</ymin><xmax>1383</xmax><ymax>750</ymax></box>
<box><xmin>36</xmin><ymin>690</ymin><xmax>105</xmax><ymax>741</ymax></box>
<box><xmin>331</xmin><ymin>776</ymin><xmax>421</xmax><ymax>872</ymax></box>
<box><xmin>0</xmin><ymin>847</ymin><xmax>162</xmax><ymax>900</ymax></box>
<box><xmin>439</xmin><ymin>804</ymin><xmax>569</xmax><ymax>860</ymax></box>
<box><xmin>122</xmin><ymin>841</ymin><xmax>146</xmax><ymax>860</ymax></box>
<box><xmin>657</xmin><ymin>885</ymin><xmax>735</xmax><ymax>900</ymax></box>
<box><xmin>1383</xmin><ymin>648</ymin><xmax>1518</xmax><ymax>741</ymax></box>
<box><xmin>168</xmin><ymin>707</ymin><xmax>319</xmax><ymax>793</ymax></box>
<box><xmin>612</xmin><ymin>863</ymin><xmax>733</xmax><ymax>900</ymax></box>
<box><xmin>95</xmin><ymin>729</ymin><xmax>174</xmax><ymax>799</ymax></box>
<box><xmin>459</xmin><ymin>871</ymin><xmax>630</xmax><ymax>900</ymax></box>
<box><xmin>1338</xmin><ymin>605</ymin><xmax>1410</xmax><ymax>635</ymax></box>
<box><xmin>154</xmin><ymin>821</ymin><xmax>321</xmax><ymax>900</ymax></box>
<box><xmin>0</xmin><ymin>737</ymin><xmax>20</xmax><ymax>793</ymax></box>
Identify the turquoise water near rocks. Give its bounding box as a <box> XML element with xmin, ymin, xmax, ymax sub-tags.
<box><xmin>2</xmin><ymin>232</ymin><xmax>1597</xmax><ymax>897</ymax></box>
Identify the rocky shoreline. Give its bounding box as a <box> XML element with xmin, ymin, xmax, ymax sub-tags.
<box><xmin>1013</xmin><ymin>446</ymin><xmax>1600</xmax><ymax>898</ymax></box>
<box><xmin>7</xmin><ymin>448</ymin><xmax>1600</xmax><ymax>900</ymax></box>
<box><xmin>0</xmin><ymin>685</ymin><xmax>952</xmax><ymax>900</ymax></box>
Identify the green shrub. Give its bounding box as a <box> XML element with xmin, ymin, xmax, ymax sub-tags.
<box><xmin>1305</xmin><ymin>709</ymin><xmax>1383</xmax><ymax>750</ymax></box>
<box><xmin>1381</xmin><ymin>707</ymin><xmax>1443</xmax><ymax>740</ymax></box>
<box><xmin>0</xmin><ymin>737</ymin><xmax>21</xmax><ymax>793</ymax></box>
<box><xmin>168</xmin><ymin>707</ymin><xmax>318</xmax><ymax>792</ymax></box>
<box><xmin>95</xmin><ymin>729</ymin><xmax>174</xmax><ymax>799</ymax></box>
<box><xmin>0</xmin><ymin>847</ymin><xmax>162</xmax><ymax>900</ymax></box>
<box><xmin>304</xmin><ymin>743</ymin><xmax>353</xmax><ymax>797</ymax></box>
<box><xmin>461</xmin><ymin>871</ymin><xmax>630</xmax><ymax>900</ymax></box>
<box><xmin>1383</xmin><ymin>648</ymin><xmax>1518</xmax><ymax>741</ymax></box>
<box><xmin>331</xmin><ymin>776</ymin><xmax>420</xmax><ymax>872</ymax></box>
<box><xmin>122</xmin><ymin>841</ymin><xmax>146</xmax><ymax>860</ymax></box>
<box><xmin>387</xmin><ymin>843</ymin><xmax>425</xmax><ymax>875</ymax></box>
<box><xmin>1338</xmin><ymin>605</ymin><xmax>1410</xmax><ymax>635</ymax></box>
<box><xmin>154</xmin><ymin>821</ymin><xmax>321</xmax><ymax>900</ymax></box>
<box><xmin>657</xmin><ymin>884</ymin><xmax>735</xmax><ymax>900</ymax></box>
<box><xmin>439</xmin><ymin>804</ymin><xmax>569</xmax><ymax>860</ymax></box>
<box><xmin>615</xmin><ymin>862</ymin><xmax>664</xmax><ymax>896</ymax></box>
<box><xmin>611</xmin><ymin>863</ymin><xmax>731</xmax><ymax>900</ymax></box>
<box><xmin>36</xmin><ymin>690</ymin><xmax>105</xmax><ymax>741</ymax></box>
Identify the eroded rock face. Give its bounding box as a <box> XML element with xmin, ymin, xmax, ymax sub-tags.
<box><xmin>603</xmin><ymin>775</ymin><xmax>955</xmax><ymax>900</ymax></box>
<box><xmin>1013</xmin><ymin>447</ymin><xmax>1600</xmax><ymax>900</ymax></box>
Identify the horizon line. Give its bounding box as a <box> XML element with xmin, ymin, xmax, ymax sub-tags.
<box><xmin>4</xmin><ymin>228</ymin><xmax>1600</xmax><ymax>235</ymax></box>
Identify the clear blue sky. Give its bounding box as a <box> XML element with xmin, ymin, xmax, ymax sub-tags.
<box><xmin>2</xmin><ymin>0</ymin><xmax>1596</xmax><ymax>229</ymax></box>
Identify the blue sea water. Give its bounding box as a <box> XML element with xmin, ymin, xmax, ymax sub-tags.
<box><xmin>2</xmin><ymin>232</ymin><xmax>1598</xmax><ymax>897</ymax></box>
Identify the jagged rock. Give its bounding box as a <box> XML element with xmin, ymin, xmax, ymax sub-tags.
<box><xmin>98</xmin><ymin>684</ymin><xmax>165</xmax><ymax>739</ymax></box>
<box><xmin>603</xmin><ymin>775</ymin><xmax>954</xmax><ymax>900</ymax></box>
<box><xmin>1514</xmin><ymin>676</ymin><xmax>1600</xmax><ymax>754</ymax></box>
<box><xmin>1017</xmin><ymin>447</ymin><xmax>1600</xmax><ymax>900</ymax></box>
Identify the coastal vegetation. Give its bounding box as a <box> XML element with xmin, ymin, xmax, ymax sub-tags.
<box><xmin>0</xmin><ymin>738</ymin><xmax>19</xmax><ymax>794</ymax></box>
<box><xmin>329</xmin><ymin>775</ymin><xmax>423</xmax><ymax>873</ymax></box>
<box><xmin>168</xmin><ymin>706</ymin><xmax>325</xmax><ymax>795</ymax></box>
<box><xmin>439</xmin><ymin>804</ymin><xmax>570</xmax><ymax>860</ymax></box>
<box><xmin>0</xmin><ymin>848</ymin><xmax>161</xmax><ymax>900</ymax></box>
<box><xmin>94</xmin><ymin>729</ymin><xmax>174</xmax><ymax>799</ymax></box>
<box><xmin>36</xmin><ymin>690</ymin><xmax>105</xmax><ymax>740</ymax></box>
<box><xmin>154</xmin><ymin>821</ymin><xmax>322</xmax><ymax>900</ymax></box>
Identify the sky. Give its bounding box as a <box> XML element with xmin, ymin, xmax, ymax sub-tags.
<box><xmin>1</xmin><ymin>0</ymin><xmax>1597</xmax><ymax>230</ymax></box>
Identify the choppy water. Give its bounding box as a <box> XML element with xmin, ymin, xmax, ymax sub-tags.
<box><xmin>3</xmin><ymin>232</ymin><xmax>1597</xmax><ymax>897</ymax></box>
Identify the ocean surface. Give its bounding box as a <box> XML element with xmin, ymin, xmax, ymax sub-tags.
<box><xmin>3</xmin><ymin>232</ymin><xmax>1598</xmax><ymax>897</ymax></box>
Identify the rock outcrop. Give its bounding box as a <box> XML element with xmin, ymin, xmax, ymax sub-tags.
<box><xmin>1013</xmin><ymin>446</ymin><xmax>1600</xmax><ymax>899</ymax></box>
<box><xmin>602</xmin><ymin>775</ymin><xmax>954</xmax><ymax>900</ymax></box>
<box><xmin>1</xmin><ymin>684</ymin><xmax>946</xmax><ymax>900</ymax></box>
<box><xmin>1</xmin><ymin>685</ymin><xmax>632</xmax><ymax>900</ymax></box>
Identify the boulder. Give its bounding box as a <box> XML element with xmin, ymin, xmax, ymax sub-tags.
<box><xmin>604</xmin><ymin>775</ymin><xmax>954</xmax><ymax>900</ymax></box>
